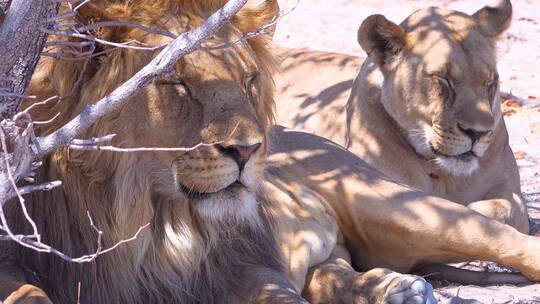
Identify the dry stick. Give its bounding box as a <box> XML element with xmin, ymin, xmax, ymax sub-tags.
<box><xmin>69</xmin><ymin>121</ymin><xmax>241</xmax><ymax>153</ymax></box>
<box><xmin>19</xmin><ymin>181</ymin><xmax>62</xmax><ymax>195</ymax></box>
<box><xmin>205</xmin><ymin>0</ymin><xmax>300</xmax><ymax>50</ymax></box>
<box><xmin>69</xmin><ymin>142</ymin><xmax>218</xmax><ymax>153</ymax></box>
<box><xmin>22</xmin><ymin>95</ymin><xmax>59</xmax><ymax>114</ymax></box>
<box><xmin>78</xmin><ymin>21</ymin><xmax>176</xmax><ymax>39</ymax></box>
<box><xmin>0</xmin><ymin>129</ymin><xmax>148</xmax><ymax>262</ymax></box>
<box><xmin>0</xmin><ymin>128</ymin><xmax>41</xmax><ymax>242</ymax></box>
<box><xmin>41</xmin><ymin>26</ymin><xmax>168</xmax><ymax>51</ymax></box>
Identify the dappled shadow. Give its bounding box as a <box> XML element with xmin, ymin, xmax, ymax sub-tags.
<box><xmin>275</xmin><ymin>48</ymin><xmax>363</xmax><ymax>146</ymax></box>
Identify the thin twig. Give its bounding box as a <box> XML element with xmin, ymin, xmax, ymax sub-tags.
<box><xmin>0</xmin><ymin>128</ymin><xmax>41</xmax><ymax>246</ymax></box>
<box><xmin>78</xmin><ymin>21</ymin><xmax>176</xmax><ymax>39</ymax></box>
<box><xmin>22</xmin><ymin>95</ymin><xmax>59</xmax><ymax>114</ymax></box>
<box><xmin>69</xmin><ymin>142</ymin><xmax>218</xmax><ymax>153</ymax></box>
<box><xmin>71</xmin><ymin>222</ymin><xmax>150</xmax><ymax>263</ymax></box>
<box><xmin>204</xmin><ymin>0</ymin><xmax>299</xmax><ymax>50</ymax></box>
<box><xmin>33</xmin><ymin>112</ymin><xmax>61</xmax><ymax>125</ymax></box>
<box><xmin>19</xmin><ymin>181</ymin><xmax>62</xmax><ymax>195</ymax></box>
<box><xmin>71</xmin><ymin>134</ymin><xmax>116</xmax><ymax>145</ymax></box>
<box><xmin>0</xmin><ymin>127</ymin><xmax>40</xmax><ymax>242</ymax></box>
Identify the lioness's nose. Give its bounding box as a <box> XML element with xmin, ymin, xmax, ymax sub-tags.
<box><xmin>217</xmin><ymin>143</ymin><xmax>261</xmax><ymax>170</ymax></box>
<box><xmin>458</xmin><ymin>124</ymin><xmax>490</xmax><ymax>142</ymax></box>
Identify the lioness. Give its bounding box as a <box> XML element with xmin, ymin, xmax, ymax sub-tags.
<box><xmin>276</xmin><ymin>0</ymin><xmax>540</xmax><ymax>294</ymax></box>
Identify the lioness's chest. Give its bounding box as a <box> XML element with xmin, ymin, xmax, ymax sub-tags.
<box><xmin>424</xmin><ymin>167</ymin><xmax>487</xmax><ymax>204</ymax></box>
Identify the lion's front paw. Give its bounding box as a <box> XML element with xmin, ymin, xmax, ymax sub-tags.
<box><xmin>3</xmin><ymin>284</ymin><xmax>53</xmax><ymax>304</ymax></box>
<box><xmin>383</xmin><ymin>274</ymin><xmax>436</xmax><ymax>304</ymax></box>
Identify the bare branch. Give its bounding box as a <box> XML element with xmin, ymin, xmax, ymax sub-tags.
<box><xmin>204</xmin><ymin>0</ymin><xmax>299</xmax><ymax>50</ymax></box>
<box><xmin>19</xmin><ymin>180</ymin><xmax>62</xmax><ymax>195</ymax></box>
<box><xmin>71</xmin><ymin>134</ymin><xmax>117</xmax><ymax>145</ymax></box>
<box><xmin>78</xmin><ymin>21</ymin><xmax>176</xmax><ymax>39</ymax></box>
<box><xmin>22</xmin><ymin>95</ymin><xmax>59</xmax><ymax>114</ymax></box>
<box><xmin>71</xmin><ymin>220</ymin><xmax>150</xmax><ymax>263</ymax></box>
<box><xmin>70</xmin><ymin>142</ymin><xmax>218</xmax><ymax>153</ymax></box>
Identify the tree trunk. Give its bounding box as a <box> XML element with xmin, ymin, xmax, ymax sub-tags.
<box><xmin>0</xmin><ymin>0</ymin><xmax>59</xmax><ymax>119</ymax></box>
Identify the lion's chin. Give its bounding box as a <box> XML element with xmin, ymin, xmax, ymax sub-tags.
<box><xmin>434</xmin><ymin>152</ymin><xmax>480</xmax><ymax>176</ymax></box>
<box><xmin>180</xmin><ymin>182</ymin><xmax>261</xmax><ymax>224</ymax></box>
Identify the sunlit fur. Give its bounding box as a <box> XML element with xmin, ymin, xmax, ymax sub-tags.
<box><xmin>0</xmin><ymin>1</ymin><xmax>284</xmax><ymax>303</ymax></box>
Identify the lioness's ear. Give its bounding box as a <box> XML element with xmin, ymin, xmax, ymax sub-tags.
<box><xmin>234</xmin><ymin>0</ymin><xmax>280</xmax><ymax>38</ymax></box>
<box><xmin>472</xmin><ymin>0</ymin><xmax>512</xmax><ymax>38</ymax></box>
<box><xmin>358</xmin><ymin>14</ymin><xmax>407</xmax><ymax>71</ymax></box>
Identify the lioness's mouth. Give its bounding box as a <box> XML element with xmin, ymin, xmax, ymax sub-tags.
<box><xmin>429</xmin><ymin>142</ymin><xmax>478</xmax><ymax>160</ymax></box>
<box><xmin>431</xmin><ymin>148</ymin><xmax>477</xmax><ymax>162</ymax></box>
<box><xmin>454</xmin><ymin>151</ymin><xmax>477</xmax><ymax>162</ymax></box>
<box><xmin>179</xmin><ymin>181</ymin><xmax>245</xmax><ymax>200</ymax></box>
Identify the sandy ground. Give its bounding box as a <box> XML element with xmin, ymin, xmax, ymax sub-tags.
<box><xmin>273</xmin><ymin>0</ymin><xmax>540</xmax><ymax>303</ymax></box>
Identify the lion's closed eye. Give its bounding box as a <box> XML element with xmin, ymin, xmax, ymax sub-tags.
<box><xmin>155</xmin><ymin>78</ymin><xmax>194</xmax><ymax>99</ymax></box>
<box><xmin>245</xmin><ymin>72</ymin><xmax>260</xmax><ymax>105</ymax></box>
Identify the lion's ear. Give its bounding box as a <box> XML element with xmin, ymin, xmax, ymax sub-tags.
<box><xmin>472</xmin><ymin>0</ymin><xmax>512</xmax><ymax>38</ymax></box>
<box><xmin>234</xmin><ymin>0</ymin><xmax>280</xmax><ymax>38</ymax></box>
<box><xmin>75</xmin><ymin>3</ymin><xmax>127</xmax><ymax>44</ymax></box>
<box><xmin>358</xmin><ymin>14</ymin><xmax>407</xmax><ymax>71</ymax></box>
<box><xmin>76</xmin><ymin>3</ymin><xmax>113</xmax><ymax>26</ymax></box>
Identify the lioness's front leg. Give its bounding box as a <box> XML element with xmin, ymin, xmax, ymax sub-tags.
<box><xmin>303</xmin><ymin>245</ymin><xmax>436</xmax><ymax>304</ymax></box>
<box><xmin>468</xmin><ymin>182</ymin><xmax>529</xmax><ymax>233</ymax></box>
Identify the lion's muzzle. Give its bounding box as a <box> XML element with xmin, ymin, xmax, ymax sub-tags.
<box><xmin>172</xmin><ymin>140</ymin><xmax>264</xmax><ymax>200</ymax></box>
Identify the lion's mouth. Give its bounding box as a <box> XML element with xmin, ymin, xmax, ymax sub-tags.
<box><xmin>179</xmin><ymin>181</ymin><xmax>245</xmax><ymax>201</ymax></box>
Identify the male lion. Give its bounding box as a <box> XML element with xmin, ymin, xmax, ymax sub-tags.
<box><xmin>0</xmin><ymin>1</ymin><xmax>439</xmax><ymax>303</ymax></box>
<box><xmin>275</xmin><ymin>0</ymin><xmax>540</xmax><ymax>298</ymax></box>
<box><xmin>0</xmin><ymin>1</ymin><xmax>305</xmax><ymax>303</ymax></box>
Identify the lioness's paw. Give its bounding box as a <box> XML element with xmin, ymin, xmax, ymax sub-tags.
<box><xmin>383</xmin><ymin>275</ymin><xmax>436</xmax><ymax>304</ymax></box>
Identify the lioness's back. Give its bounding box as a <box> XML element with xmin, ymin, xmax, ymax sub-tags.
<box><xmin>275</xmin><ymin>48</ymin><xmax>363</xmax><ymax>146</ymax></box>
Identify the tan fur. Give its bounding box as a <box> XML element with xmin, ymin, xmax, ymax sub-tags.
<box><xmin>274</xmin><ymin>0</ymin><xmax>540</xmax><ymax>301</ymax></box>
<box><xmin>0</xmin><ymin>1</ymin><xmax>308</xmax><ymax>303</ymax></box>
<box><xmin>3</xmin><ymin>1</ymin><xmax>537</xmax><ymax>303</ymax></box>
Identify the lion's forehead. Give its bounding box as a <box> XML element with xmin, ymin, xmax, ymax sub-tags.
<box><xmin>144</xmin><ymin>24</ymin><xmax>258</xmax><ymax>84</ymax></box>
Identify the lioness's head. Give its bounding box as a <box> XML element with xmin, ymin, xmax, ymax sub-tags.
<box><xmin>358</xmin><ymin>0</ymin><xmax>512</xmax><ymax>175</ymax></box>
<box><xmin>30</xmin><ymin>0</ymin><xmax>278</xmax><ymax>223</ymax></box>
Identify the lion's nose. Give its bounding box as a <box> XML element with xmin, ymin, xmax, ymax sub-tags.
<box><xmin>458</xmin><ymin>124</ymin><xmax>490</xmax><ymax>142</ymax></box>
<box><xmin>217</xmin><ymin>143</ymin><xmax>261</xmax><ymax>171</ymax></box>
